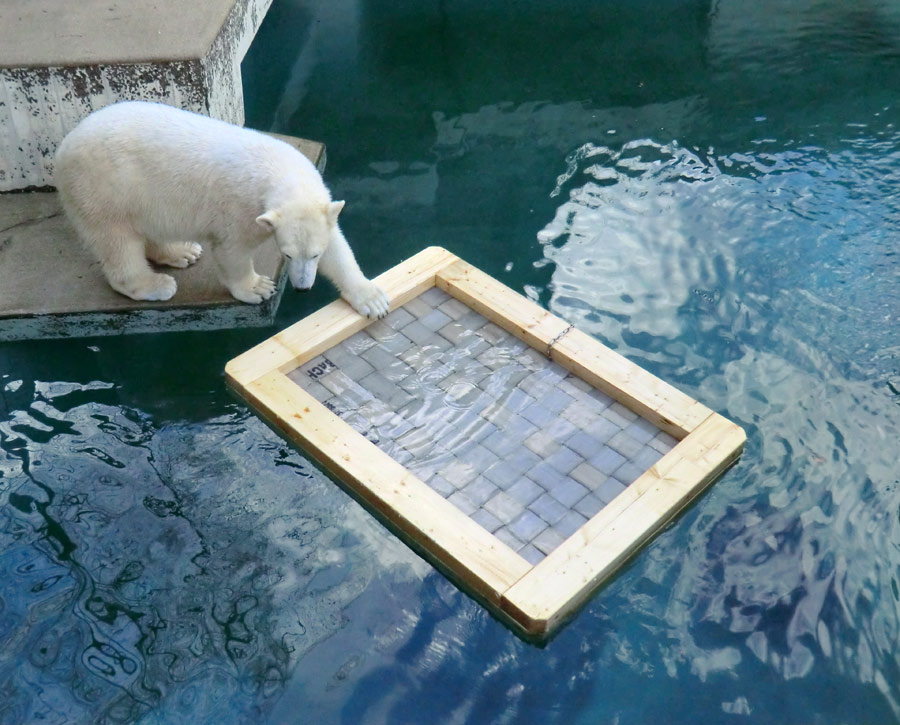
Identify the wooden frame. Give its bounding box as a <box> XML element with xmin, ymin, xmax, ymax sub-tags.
<box><xmin>225</xmin><ymin>247</ymin><xmax>745</xmax><ymax>640</ymax></box>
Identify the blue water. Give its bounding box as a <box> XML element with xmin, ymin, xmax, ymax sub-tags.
<box><xmin>3</xmin><ymin>0</ymin><xmax>900</xmax><ymax>722</ymax></box>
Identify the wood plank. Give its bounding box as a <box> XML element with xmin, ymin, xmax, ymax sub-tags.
<box><xmin>240</xmin><ymin>369</ymin><xmax>533</xmax><ymax>604</ymax></box>
<box><xmin>436</xmin><ymin>259</ymin><xmax>571</xmax><ymax>352</ymax></box>
<box><xmin>500</xmin><ymin>412</ymin><xmax>746</xmax><ymax>636</ymax></box>
<box><xmin>550</xmin><ymin>327</ymin><xmax>712</xmax><ymax>438</ymax></box>
<box><xmin>225</xmin><ymin>246</ymin><xmax>459</xmax><ymax>387</ymax></box>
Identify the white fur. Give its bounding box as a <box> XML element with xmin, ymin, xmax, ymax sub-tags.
<box><xmin>54</xmin><ymin>101</ymin><xmax>389</xmax><ymax>316</ymax></box>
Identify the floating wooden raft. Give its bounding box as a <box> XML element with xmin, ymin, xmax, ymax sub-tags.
<box><xmin>226</xmin><ymin>247</ymin><xmax>745</xmax><ymax>641</ymax></box>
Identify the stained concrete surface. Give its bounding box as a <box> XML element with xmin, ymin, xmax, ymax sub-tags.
<box><xmin>0</xmin><ymin>134</ymin><xmax>324</xmax><ymax>340</ymax></box>
<box><xmin>0</xmin><ymin>0</ymin><xmax>274</xmax><ymax>190</ymax></box>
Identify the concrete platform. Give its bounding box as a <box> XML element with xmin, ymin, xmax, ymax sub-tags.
<box><xmin>0</xmin><ymin>134</ymin><xmax>324</xmax><ymax>341</ymax></box>
<box><xmin>0</xmin><ymin>0</ymin><xmax>273</xmax><ymax>190</ymax></box>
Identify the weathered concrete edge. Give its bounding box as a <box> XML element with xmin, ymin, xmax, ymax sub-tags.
<box><xmin>0</xmin><ymin>0</ymin><xmax>273</xmax><ymax>190</ymax></box>
<box><xmin>0</xmin><ymin>266</ymin><xmax>288</xmax><ymax>342</ymax></box>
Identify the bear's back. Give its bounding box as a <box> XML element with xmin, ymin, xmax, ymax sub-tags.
<box><xmin>56</xmin><ymin>101</ymin><xmax>316</xmax><ymax>192</ymax></box>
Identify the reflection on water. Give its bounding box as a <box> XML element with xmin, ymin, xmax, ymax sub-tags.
<box><xmin>0</xmin><ymin>381</ymin><xmax>427</xmax><ymax>723</ymax></box>
<box><xmin>3</xmin><ymin>0</ymin><xmax>900</xmax><ymax>722</ymax></box>
<box><xmin>535</xmin><ymin>119</ymin><xmax>900</xmax><ymax>713</ymax></box>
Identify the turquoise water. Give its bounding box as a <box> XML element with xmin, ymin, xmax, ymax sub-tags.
<box><xmin>3</xmin><ymin>0</ymin><xmax>900</xmax><ymax>722</ymax></box>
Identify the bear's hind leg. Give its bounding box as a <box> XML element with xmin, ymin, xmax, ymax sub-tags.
<box><xmin>85</xmin><ymin>225</ymin><xmax>177</xmax><ymax>301</ymax></box>
<box><xmin>146</xmin><ymin>241</ymin><xmax>202</xmax><ymax>269</ymax></box>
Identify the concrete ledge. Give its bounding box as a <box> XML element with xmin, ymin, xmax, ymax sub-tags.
<box><xmin>0</xmin><ymin>134</ymin><xmax>325</xmax><ymax>341</ymax></box>
<box><xmin>0</xmin><ymin>0</ymin><xmax>273</xmax><ymax>190</ymax></box>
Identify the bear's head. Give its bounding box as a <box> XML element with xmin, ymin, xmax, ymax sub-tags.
<box><xmin>256</xmin><ymin>200</ymin><xmax>345</xmax><ymax>290</ymax></box>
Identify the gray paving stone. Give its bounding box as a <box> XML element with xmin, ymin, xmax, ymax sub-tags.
<box><xmin>439</xmin><ymin>459</ymin><xmax>479</xmax><ymax>487</ymax></box>
<box><xmin>476</xmin><ymin>322</ymin><xmax>508</xmax><ymax>345</ymax></box>
<box><xmin>383</xmin><ymin>307</ymin><xmax>416</xmax><ymax>330</ymax></box>
<box><xmin>566</xmin><ymin>430</ymin><xmax>603</xmax><ymax>460</ymax></box>
<box><xmin>587</xmin><ymin>387</ymin><xmax>615</xmax><ymax>408</ymax></box>
<box><xmin>343</xmin><ymin>331</ymin><xmax>379</xmax><ymax>354</ymax></box>
<box><xmin>419</xmin><ymin>308</ymin><xmax>453</xmax><ymax>332</ymax></box>
<box><xmin>403</xmin><ymin>295</ymin><xmax>434</xmax><ymax>318</ymax></box>
<box><xmin>632</xmin><ymin>445</ymin><xmax>665</xmax><ymax>471</ymax></box>
<box><xmin>493</xmin><ymin>527</ymin><xmax>526</xmax><ymax>552</ymax></box>
<box><xmin>650</xmin><ymin>431</ymin><xmax>679</xmax><ymax>454</ymax></box>
<box><xmin>471</xmin><ymin>508</ymin><xmax>503</xmax><ymax>533</ymax></box>
<box><xmin>607</xmin><ymin>430</ymin><xmax>645</xmax><ymax>459</ymax></box>
<box><xmin>482</xmin><ymin>429</ymin><xmax>521</xmax><ymax>458</ymax></box>
<box><xmin>328</xmin><ymin>348</ymin><xmax>377</xmax><ymax>381</ymax></box>
<box><xmin>428</xmin><ymin>475</ymin><xmax>456</xmax><ymax>498</ymax></box>
<box><xmin>561</xmin><ymin>401</ymin><xmax>600</xmax><ymax>428</ymax></box>
<box><xmin>456</xmin><ymin>309</ymin><xmax>490</xmax><ymax>333</ymax></box>
<box><xmin>544</xmin><ymin>445</ymin><xmax>583</xmax><ymax>475</ymax></box>
<box><xmin>402</xmin><ymin>320</ymin><xmax>439</xmax><ymax>346</ymax></box>
<box><xmin>524</xmin><ymin>429</ymin><xmax>561</xmax><ymax>458</ymax></box>
<box><xmin>517</xmin><ymin>347</ymin><xmax>550</xmax><ymax>371</ymax></box>
<box><xmin>461</xmin><ymin>477</ymin><xmax>499</xmax><ymax>507</ymax></box>
<box><xmin>377</xmin><ymin>332</ymin><xmax>416</xmax><ymax>357</ymax></box>
<box><xmin>596</xmin><ymin>477</ymin><xmax>627</xmax><ymax>504</ymax></box>
<box><xmin>562</xmin><ymin>374</ymin><xmax>593</xmax><ymax>392</ymax></box>
<box><xmin>519</xmin><ymin>545</ymin><xmax>545</xmax><ymax>566</ymax></box>
<box><xmin>526</xmin><ymin>461</ymin><xmax>568</xmax><ymax>492</ymax></box>
<box><xmin>583</xmin><ymin>416</ymin><xmax>621</xmax><ymax>443</ymax></box>
<box><xmin>549</xmin><ymin>478</ymin><xmax>590</xmax><ymax>508</ymax></box>
<box><xmin>589</xmin><ymin>447</ymin><xmax>628</xmax><ymax>475</ymax></box>
<box><xmin>459</xmin><ymin>443</ymin><xmax>500</xmax><ymax>471</ymax></box>
<box><xmin>360</xmin><ymin>371</ymin><xmax>402</xmax><ymax>402</ymax></box>
<box><xmin>484</xmin><ymin>491</ymin><xmax>526</xmax><ymax>524</ymax></box>
<box><xmin>507</xmin><ymin>478</ymin><xmax>544</xmax><ymax>507</ymax></box>
<box><xmin>574</xmin><ymin>493</ymin><xmax>605</xmax><ymax>519</ymax></box>
<box><xmin>366</xmin><ymin>318</ymin><xmax>399</xmax><ymax>341</ymax></box>
<box><xmin>361</xmin><ymin>343</ymin><xmax>402</xmax><ymax>371</ymax></box>
<box><xmin>438</xmin><ymin>297</ymin><xmax>471</xmax><ymax>320</ymax></box>
<box><xmin>533</xmin><ymin>527</ymin><xmax>566</xmax><ymax>555</ymax></box>
<box><xmin>529</xmin><ymin>492</ymin><xmax>569</xmax><ymax>525</ymax></box>
<box><xmin>298</xmin><ymin>379</ymin><xmax>330</xmax><ymax>402</ymax></box>
<box><xmin>447</xmin><ymin>490</ymin><xmax>478</xmax><ymax>516</ymax></box>
<box><xmin>570</xmin><ymin>461</ymin><xmax>607</xmax><ymax>491</ymax></box>
<box><xmin>437</xmin><ymin>320</ymin><xmax>472</xmax><ymax>346</ymax></box>
<box><xmin>612</xmin><ymin>461</ymin><xmax>647</xmax><ymax>486</ymax></box>
<box><xmin>509</xmin><ymin>510</ymin><xmax>548</xmax><ymax>542</ymax></box>
<box><xmin>539</xmin><ymin>387</ymin><xmax>576</xmax><ymax>415</ymax></box>
<box><xmin>603</xmin><ymin>404</ymin><xmax>638</xmax><ymax>429</ymax></box>
<box><xmin>625</xmin><ymin>416</ymin><xmax>659</xmax><ymax>444</ymax></box>
<box><xmin>521</xmin><ymin>402</ymin><xmax>558</xmax><ymax>428</ymax></box>
<box><xmin>419</xmin><ymin>286</ymin><xmax>452</xmax><ymax>307</ymax></box>
<box><xmin>483</xmin><ymin>459</ymin><xmax>526</xmax><ymax>489</ymax></box>
<box><xmin>554</xmin><ymin>510</ymin><xmax>588</xmax><ymax>538</ymax></box>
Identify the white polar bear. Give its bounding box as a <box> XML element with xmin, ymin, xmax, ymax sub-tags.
<box><xmin>54</xmin><ymin>101</ymin><xmax>389</xmax><ymax>318</ymax></box>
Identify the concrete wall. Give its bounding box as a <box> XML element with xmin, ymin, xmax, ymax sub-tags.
<box><xmin>0</xmin><ymin>0</ymin><xmax>272</xmax><ymax>191</ymax></box>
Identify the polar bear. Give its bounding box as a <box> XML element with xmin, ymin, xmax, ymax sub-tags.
<box><xmin>54</xmin><ymin>101</ymin><xmax>389</xmax><ymax>318</ymax></box>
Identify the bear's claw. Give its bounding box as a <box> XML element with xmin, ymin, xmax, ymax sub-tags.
<box><xmin>345</xmin><ymin>282</ymin><xmax>390</xmax><ymax>319</ymax></box>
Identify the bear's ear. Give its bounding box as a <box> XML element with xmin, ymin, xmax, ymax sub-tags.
<box><xmin>256</xmin><ymin>210</ymin><xmax>280</xmax><ymax>233</ymax></box>
<box><xmin>326</xmin><ymin>200</ymin><xmax>345</xmax><ymax>225</ymax></box>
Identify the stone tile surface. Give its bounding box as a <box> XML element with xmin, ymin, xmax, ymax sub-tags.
<box><xmin>289</xmin><ymin>289</ymin><xmax>678</xmax><ymax>562</ymax></box>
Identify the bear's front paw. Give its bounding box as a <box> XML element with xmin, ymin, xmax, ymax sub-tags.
<box><xmin>229</xmin><ymin>274</ymin><xmax>277</xmax><ymax>304</ymax></box>
<box><xmin>344</xmin><ymin>281</ymin><xmax>390</xmax><ymax>319</ymax></box>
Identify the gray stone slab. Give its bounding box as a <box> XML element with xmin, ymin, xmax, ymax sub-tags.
<box><xmin>549</xmin><ymin>478</ymin><xmax>590</xmax><ymax>508</ymax></box>
<box><xmin>283</xmin><ymin>288</ymin><xmax>680</xmax><ymax>565</ymax></box>
<box><xmin>529</xmin><ymin>493</ymin><xmax>569</xmax><ymax>526</ymax></box>
<box><xmin>509</xmin><ymin>510</ymin><xmax>548</xmax><ymax>542</ymax></box>
<box><xmin>554</xmin><ymin>510</ymin><xmax>589</xmax><ymax>539</ymax></box>
<box><xmin>1</xmin><ymin>0</ymin><xmax>277</xmax><ymax>189</ymax></box>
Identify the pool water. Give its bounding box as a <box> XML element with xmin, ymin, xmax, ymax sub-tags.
<box><xmin>2</xmin><ymin>0</ymin><xmax>900</xmax><ymax>722</ymax></box>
